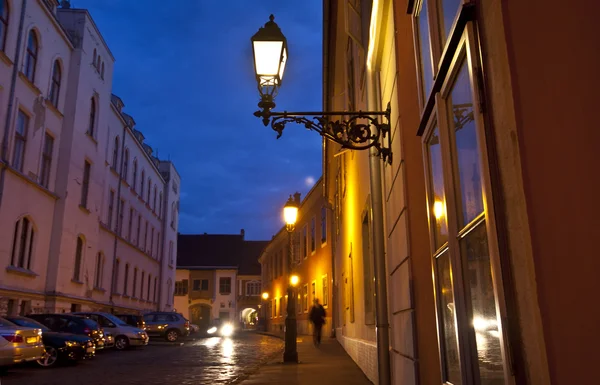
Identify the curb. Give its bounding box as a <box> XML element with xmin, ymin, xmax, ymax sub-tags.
<box><xmin>252</xmin><ymin>331</ymin><xmax>285</xmax><ymax>340</ymax></box>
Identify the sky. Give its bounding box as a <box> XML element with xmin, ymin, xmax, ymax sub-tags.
<box><xmin>81</xmin><ymin>0</ymin><xmax>323</xmax><ymax>240</ymax></box>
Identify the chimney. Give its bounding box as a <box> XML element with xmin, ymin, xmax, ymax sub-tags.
<box><xmin>60</xmin><ymin>0</ymin><xmax>71</xmax><ymax>8</ymax></box>
<box><xmin>240</xmin><ymin>229</ymin><xmax>245</xmax><ymax>239</ymax></box>
<box><xmin>293</xmin><ymin>192</ymin><xmax>301</xmax><ymax>205</ymax></box>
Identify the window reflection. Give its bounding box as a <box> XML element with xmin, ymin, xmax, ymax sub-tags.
<box><xmin>436</xmin><ymin>251</ymin><xmax>461</xmax><ymax>384</ymax></box>
<box><xmin>417</xmin><ymin>0</ymin><xmax>434</xmax><ymax>102</ymax></box>
<box><xmin>440</xmin><ymin>0</ymin><xmax>461</xmax><ymax>43</ymax></box>
<box><xmin>461</xmin><ymin>223</ymin><xmax>505</xmax><ymax>385</ymax></box>
<box><xmin>428</xmin><ymin>127</ymin><xmax>448</xmax><ymax>248</ymax></box>
<box><xmin>448</xmin><ymin>61</ymin><xmax>484</xmax><ymax>226</ymax></box>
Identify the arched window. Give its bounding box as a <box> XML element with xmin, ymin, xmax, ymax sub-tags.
<box><xmin>24</xmin><ymin>30</ymin><xmax>38</xmax><ymax>82</ymax></box>
<box><xmin>49</xmin><ymin>60</ymin><xmax>61</xmax><ymax>107</ymax></box>
<box><xmin>140</xmin><ymin>170</ymin><xmax>145</xmax><ymax>197</ymax></box>
<box><xmin>94</xmin><ymin>253</ymin><xmax>103</xmax><ymax>288</ymax></box>
<box><xmin>101</xmin><ymin>62</ymin><xmax>105</xmax><ymax>79</ymax></box>
<box><xmin>92</xmin><ymin>49</ymin><xmax>97</xmax><ymax>67</ymax></box>
<box><xmin>0</xmin><ymin>0</ymin><xmax>9</xmax><ymax>52</ymax></box>
<box><xmin>73</xmin><ymin>236</ymin><xmax>84</xmax><ymax>281</ymax></box>
<box><xmin>10</xmin><ymin>216</ymin><xmax>35</xmax><ymax>270</ymax></box>
<box><xmin>153</xmin><ymin>185</ymin><xmax>157</xmax><ymax>211</ymax></box>
<box><xmin>112</xmin><ymin>136</ymin><xmax>119</xmax><ymax>168</ymax></box>
<box><xmin>132</xmin><ymin>159</ymin><xmax>138</xmax><ymax>191</ymax></box>
<box><xmin>88</xmin><ymin>98</ymin><xmax>96</xmax><ymax>136</ymax></box>
<box><xmin>158</xmin><ymin>192</ymin><xmax>163</xmax><ymax>218</ymax></box>
<box><xmin>147</xmin><ymin>179</ymin><xmax>151</xmax><ymax>202</ymax></box>
<box><xmin>123</xmin><ymin>149</ymin><xmax>129</xmax><ymax>180</ymax></box>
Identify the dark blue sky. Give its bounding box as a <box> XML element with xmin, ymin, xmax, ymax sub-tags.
<box><xmin>83</xmin><ymin>1</ymin><xmax>323</xmax><ymax>240</ymax></box>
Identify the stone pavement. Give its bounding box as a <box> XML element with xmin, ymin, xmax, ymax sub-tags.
<box><xmin>237</xmin><ymin>333</ymin><xmax>373</xmax><ymax>385</ymax></box>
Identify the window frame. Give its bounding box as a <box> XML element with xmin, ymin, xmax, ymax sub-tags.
<box><xmin>80</xmin><ymin>160</ymin><xmax>91</xmax><ymax>208</ymax></box>
<box><xmin>10</xmin><ymin>216</ymin><xmax>35</xmax><ymax>270</ymax></box>
<box><xmin>24</xmin><ymin>30</ymin><xmax>38</xmax><ymax>82</ymax></box>
<box><xmin>0</xmin><ymin>0</ymin><xmax>8</xmax><ymax>52</ymax></box>
<box><xmin>12</xmin><ymin>109</ymin><xmax>29</xmax><ymax>172</ymax></box>
<box><xmin>40</xmin><ymin>132</ymin><xmax>54</xmax><ymax>188</ymax></box>
<box><xmin>219</xmin><ymin>277</ymin><xmax>231</xmax><ymax>294</ymax></box>
<box><xmin>73</xmin><ymin>236</ymin><xmax>84</xmax><ymax>281</ymax></box>
<box><xmin>94</xmin><ymin>253</ymin><xmax>103</xmax><ymax>288</ymax></box>
<box><xmin>49</xmin><ymin>60</ymin><xmax>61</xmax><ymax>107</ymax></box>
<box><xmin>88</xmin><ymin>98</ymin><xmax>96</xmax><ymax>137</ymax></box>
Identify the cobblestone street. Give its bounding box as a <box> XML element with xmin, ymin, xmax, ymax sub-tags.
<box><xmin>0</xmin><ymin>333</ymin><xmax>284</xmax><ymax>385</ymax></box>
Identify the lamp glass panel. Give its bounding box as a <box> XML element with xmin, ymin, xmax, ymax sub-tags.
<box><xmin>283</xmin><ymin>206</ymin><xmax>298</xmax><ymax>226</ymax></box>
<box><xmin>278</xmin><ymin>47</ymin><xmax>287</xmax><ymax>81</ymax></box>
<box><xmin>253</xmin><ymin>41</ymin><xmax>283</xmax><ymax>77</ymax></box>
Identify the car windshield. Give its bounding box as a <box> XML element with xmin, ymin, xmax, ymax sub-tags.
<box><xmin>7</xmin><ymin>317</ymin><xmax>50</xmax><ymax>332</ymax></box>
<box><xmin>103</xmin><ymin>313</ymin><xmax>129</xmax><ymax>327</ymax></box>
<box><xmin>82</xmin><ymin>318</ymin><xmax>99</xmax><ymax>329</ymax></box>
<box><xmin>0</xmin><ymin>317</ymin><xmax>17</xmax><ymax>328</ymax></box>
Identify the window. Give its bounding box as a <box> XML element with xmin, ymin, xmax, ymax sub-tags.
<box><xmin>112</xmin><ymin>136</ymin><xmax>119</xmax><ymax>168</ymax></box>
<box><xmin>415</xmin><ymin>0</ymin><xmax>434</xmax><ymax>106</ymax></box>
<box><xmin>278</xmin><ymin>298</ymin><xmax>282</xmax><ymax>317</ymax></box>
<box><xmin>158</xmin><ymin>192</ymin><xmax>162</xmax><ymax>217</ymax></box>
<box><xmin>153</xmin><ymin>185</ymin><xmax>157</xmax><ymax>211</ymax></box>
<box><xmin>156</xmin><ymin>232</ymin><xmax>161</xmax><ymax>259</ymax></box>
<box><xmin>107</xmin><ymin>190</ymin><xmax>115</xmax><ymax>228</ymax></box>
<box><xmin>94</xmin><ymin>253</ymin><xmax>103</xmax><ymax>288</ymax></box>
<box><xmin>73</xmin><ymin>237</ymin><xmax>84</xmax><ymax>281</ymax></box>
<box><xmin>246</xmin><ymin>281</ymin><xmax>261</xmax><ymax>296</ymax></box>
<box><xmin>150</xmin><ymin>227</ymin><xmax>154</xmax><ymax>256</ymax></box>
<box><xmin>12</xmin><ymin>110</ymin><xmax>28</xmax><ymax>171</ymax></box>
<box><xmin>170</xmin><ymin>202</ymin><xmax>175</xmax><ymax>227</ymax></box>
<box><xmin>128</xmin><ymin>208</ymin><xmax>133</xmax><ymax>240</ymax></box>
<box><xmin>302</xmin><ymin>225</ymin><xmax>308</xmax><ymax>258</ymax></box>
<box><xmin>321</xmin><ymin>207</ymin><xmax>327</xmax><ymax>243</ymax></box>
<box><xmin>192</xmin><ymin>279</ymin><xmax>201</xmax><ymax>291</ymax></box>
<box><xmin>49</xmin><ymin>61</ymin><xmax>61</xmax><ymax>107</ymax></box>
<box><xmin>132</xmin><ymin>159</ymin><xmax>138</xmax><ymax>191</ymax></box>
<box><xmin>118</xmin><ymin>199</ymin><xmax>125</xmax><ymax>235</ymax></box>
<box><xmin>132</xmin><ymin>268</ymin><xmax>138</xmax><ymax>297</ymax></box>
<box><xmin>88</xmin><ymin>98</ymin><xmax>96</xmax><ymax>136</ymax></box>
<box><xmin>153</xmin><ymin>277</ymin><xmax>157</xmax><ymax>302</ymax></box>
<box><xmin>101</xmin><ymin>62</ymin><xmax>105</xmax><ymax>79</ymax></box>
<box><xmin>140</xmin><ymin>272</ymin><xmax>145</xmax><ymax>300</ymax></box>
<box><xmin>123</xmin><ymin>263</ymin><xmax>129</xmax><ymax>295</ymax></box>
<box><xmin>40</xmin><ymin>133</ymin><xmax>54</xmax><ymax>188</ymax></box>
<box><xmin>24</xmin><ymin>30</ymin><xmax>38</xmax><ymax>82</ymax></box>
<box><xmin>168</xmin><ymin>241</ymin><xmax>174</xmax><ymax>264</ymax></box>
<box><xmin>412</xmin><ymin>6</ymin><xmax>509</xmax><ymax>381</ymax></box>
<box><xmin>302</xmin><ymin>284</ymin><xmax>308</xmax><ymax>312</ymax></box>
<box><xmin>322</xmin><ymin>275</ymin><xmax>328</xmax><ymax>307</ymax></box>
<box><xmin>113</xmin><ymin>259</ymin><xmax>120</xmax><ymax>293</ymax></box>
<box><xmin>362</xmin><ymin>213</ymin><xmax>375</xmax><ymax>325</ymax></box>
<box><xmin>140</xmin><ymin>170</ymin><xmax>145</xmax><ymax>198</ymax></box>
<box><xmin>219</xmin><ymin>277</ymin><xmax>231</xmax><ymax>294</ymax></box>
<box><xmin>144</xmin><ymin>221</ymin><xmax>148</xmax><ymax>251</ymax></box>
<box><xmin>10</xmin><ymin>217</ymin><xmax>34</xmax><ymax>270</ymax></box>
<box><xmin>147</xmin><ymin>179</ymin><xmax>151</xmax><ymax>202</ymax></box>
<box><xmin>201</xmin><ymin>279</ymin><xmax>208</xmax><ymax>291</ymax></box>
<box><xmin>147</xmin><ymin>274</ymin><xmax>151</xmax><ymax>300</ymax></box>
<box><xmin>96</xmin><ymin>56</ymin><xmax>101</xmax><ymax>70</ymax></box>
<box><xmin>136</xmin><ymin>214</ymin><xmax>141</xmax><ymax>247</ymax></box>
<box><xmin>92</xmin><ymin>49</ymin><xmax>96</xmax><ymax>66</ymax></box>
<box><xmin>0</xmin><ymin>0</ymin><xmax>8</xmax><ymax>51</ymax></box>
<box><xmin>311</xmin><ymin>281</ymin><xmax>316</xmax><ymax>301</ymax></box>
<box><xmin>81</xmin><ymin>161</ymin><xmax>91</xmax><ymax>208</ymax></box>
<box><xmin>167</xmin><ymin>279</ymin><xmax>173</xmax><ymax>305</ymax></box>
<box><xmin>310</xmin><ymin>217</ymin><xmax>316</xmax><ymax>252</ymax></box>
<box><xmin>123</xmin><ymin>149</ymin><xmax>129</xmax><ymax>180</ymax></box>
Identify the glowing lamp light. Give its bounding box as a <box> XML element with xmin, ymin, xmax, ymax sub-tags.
<box><xmin>433</xmin><ymin>200</ymin><xmax>445</xmax><ymax>220</ymax></box>
<box><xmin>251</xmin><ymin>14</ymin><xmax>288</xmax><ymax>91</ymax></box>
<box><xmin>262</xmin><ymin>292</ymin><xmax>269</xmax><ymax>300</ymax></box>
<box><xmin>283</xmin><ymin>195</ymin><xmax>299</xmax><ymax>229</ymax></box>
<box><xmin>290</xmin><ymin>275</ymin><xmax>299</xmax><ymax>286</ymax></box>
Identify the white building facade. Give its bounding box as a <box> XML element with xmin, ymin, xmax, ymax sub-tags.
<box><xmin>0</xmin><ymin>0</ymin><xmax>179</xmax><ymax>316</ymax></box>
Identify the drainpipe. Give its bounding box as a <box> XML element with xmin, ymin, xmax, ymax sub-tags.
<box><xmin>109</xmin><ymin>123</ymin><xmax>127</xmax><ymax>313</ymax></box>
<box><xmin>368</xmin><ymin>69</ymin><xmax>391</xmax><ymax>385</ymax></box>
<box><xmin>0</xmin><ymin>0</ymin><xmax>28</xmax><ymax>211</ymax></box>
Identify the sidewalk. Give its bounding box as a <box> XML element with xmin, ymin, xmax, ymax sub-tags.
<box><xmin>236</xmin><ymin>333</ymin><xmax>373</xmax><ymax>385</ymax></box>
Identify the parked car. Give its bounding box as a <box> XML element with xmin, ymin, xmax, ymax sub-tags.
<box><xmin>103</xmin><ymin>331</ymin><xmax>115</xmax><ymax>350</ymax></box>
<box><xmin>115</xmin><ymin>314</ymin><xmax>146</xmax><ymax>330</ymax></box>
<box><xmin>28</xmin><ymin>314</ymin><xmax>106</xmax><ymax>351</ymax></box>
<box><xmin>73</xmin><ymin>312</ymin><xmax>148</xmax><ymax>350</ymax></box>
<box><xmin>0</xmin><ymin>317</ymin><xmax>45</xmax><ymax>369</ymax></box>
<box><xmin>4</xmin><ymin>316</ymin><xmax>95</xmax><ymax>367</ymax></box>
<box><xmin>143</xmin><ymin>312</ymin><xmax>190</xmax><ymax>342</ymax></box>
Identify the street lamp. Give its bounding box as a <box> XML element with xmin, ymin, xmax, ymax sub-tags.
<box><xmin>282</xmin><ymin>195</ymin><xmax>299</xmax><ymax>363</ymax></box>
<box><xmin>261</xmin><ymin>292</ymin><xmax>269</xmax><ymax>332</ymax></box>
<box><xmin>250</xmin><ymin>15</ymin><xmax>393</xmax><ymax>164</ymax></box>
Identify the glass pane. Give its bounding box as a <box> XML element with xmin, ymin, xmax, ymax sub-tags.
<box><xmin>427</xmin><ymin>126</ymin><xmax>448</xmax><ymax>249</ymax></box>
<box><xmin>440</xmin><ymin>0</ymin><xmax>461</xmax><ymax>43</ymax></box>
<box><xmin>417</xmin><ymin>0</ymin><xmax>434</xmax><ymax>101</ymax></box>
<box><xmin>436</xmin><ymin>250</ymin><xmax>462</xmax><ymax>384</ymax></box>
<box><xmin>461</xmin><ymin>222</ymin><xmax>505</xmax><ymax>384</ymax></box>
<box><xmin>448</xmin><ymin>60</ymin><xmax>484</xmax><ymax>226</ymax></box>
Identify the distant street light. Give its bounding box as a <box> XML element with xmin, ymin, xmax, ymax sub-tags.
<box><xmin>281</xmin><ymin>195</ymin><xmax>299</xmax><ymax>363</ymax></box>
<box><xmin>250</xmin><ymin>15</ymin><xmax>393</xmax><ymax>164</ymax></box>
<box><xmin>262</xmin><ymin>292</ymin><xmax>269</xmax><ymax>300</ymax></box>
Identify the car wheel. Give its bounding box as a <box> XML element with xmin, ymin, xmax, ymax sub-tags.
<box><xmin>165</xmin><ymin>329</ymin><xmax>179</xmax><ymax>342</ymax></box>
<box><xmin>114</xmin><ymin>336</ymin><xmax>129</xmax><ymax>351</ymax></box>
<box><xmin>37</xmin><ymin>346</ymin><xmax>59</xmax><ymax>368</ymax></box>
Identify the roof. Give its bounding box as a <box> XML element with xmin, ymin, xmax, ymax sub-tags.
<box><xmin>177</xmin><ymin>234</ymin><xmax>268</xmax><ymax>275</ymax></box>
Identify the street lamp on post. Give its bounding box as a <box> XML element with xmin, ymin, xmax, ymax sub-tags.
<box><xmin>282</xmin><ymin>195</ymin><xmax>299</xmax><ymax>363</ymax></box>
<box><xmin>261</xmin><ymin>292</ymin><xmax>269</xmax><ymax>331</ymax></box>
<box><xmin>251</xmin><ymin>15</ymin><xmax>393</xmax><ymax>164</ymax></box>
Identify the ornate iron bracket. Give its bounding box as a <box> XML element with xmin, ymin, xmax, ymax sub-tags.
<box><xmin>254</xmin><ymin>99</ymin><xmax>393</xmax><ymax>165</ymax></box>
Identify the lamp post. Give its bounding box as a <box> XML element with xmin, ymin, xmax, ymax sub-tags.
<box><xmin>282</xmin><ymin>195</ymin><xmax>299</xmax><ymax>363</ymax></box>
<box><xmin>261</xmin><ymin>292</ymin><xmax>269</xmax><ymax>331</ymax></box>
<box><xmin>250</xmin><ymin>15</ymin><xmax>393</xmax><ymax>164</ymax></box>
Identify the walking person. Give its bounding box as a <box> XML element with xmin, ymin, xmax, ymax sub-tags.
<box><xmin>309</xmin><ymin>298</ymin><xmax>326</xmax><ymax>346</ymax></box>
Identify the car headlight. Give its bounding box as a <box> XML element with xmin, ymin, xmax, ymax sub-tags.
<box><xmin>207</xmin><ymin>327</ymin><xmax>217</xmax><ymax>334</ymax></box>
<box><xmin>220</xmin><ymin>323</ymin><xmax>234</xmax><ymax>337</ymax></box>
